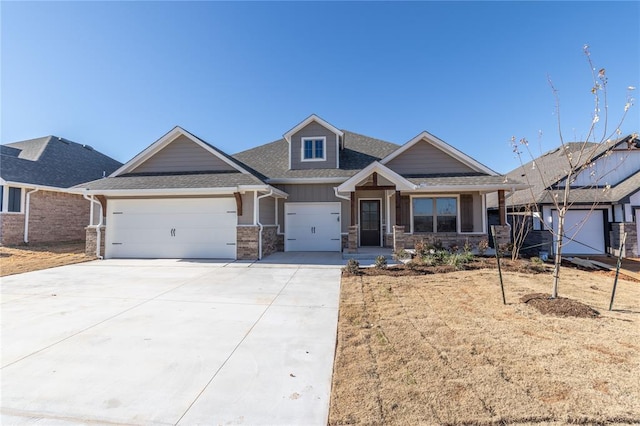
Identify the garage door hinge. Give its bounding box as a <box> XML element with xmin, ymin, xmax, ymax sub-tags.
<box><xmin>113</xmin><ymin>212</ymin><xmax>123</xmax><ymax>215</ymax></box>
<box><xmin>287</xmin><ymin>239</ymin><xmax>296</xmax><ymax>241</ymax></box>
<box><xmin>112</xmin><ymin>243</ymin><xmax>123</xmax><ymax>245</ymax></box>
<box><xmin>226</xmin><ymin>243</ymin><xmax>236</xmax><ymax>245</ymax></box>
<box><xmin>287</xmin><ymin>213</ymin><xmax>296</xmax><ymax>215</ymax></box>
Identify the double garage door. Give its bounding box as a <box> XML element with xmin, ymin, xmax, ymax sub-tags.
<box><xmin>106</xmin><ymin>198</ymin><xmax>237</xmax><ymax>259</ymax></box>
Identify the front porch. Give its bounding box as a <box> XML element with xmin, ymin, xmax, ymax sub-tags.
<box><xmin>337</xmin><ymin>166</ymin><xmax>514</xmax><ymax>255</ymax></box>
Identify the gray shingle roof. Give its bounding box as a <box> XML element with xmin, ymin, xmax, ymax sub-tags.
<box><xmin>487</xmin><ymin>135</ymin><xmax>639</xmax><ymax>207</ymax></box>
<box><xmin>233</xmin><ymin>130</ymin><xmax>399</xmax><ymax>180</ymax></box>
<box><xmin>1</xmin><ymin>136</ymin><xmax>122</xmax><ymax>188</ymax></box>
<box><xmin>79</xmin><ymin>172</ymin><xmax>263</xmax><ymax>191</ymax></box>
<box><xmin>408</xmin><ymin>174</ymin><xmax>515</xmax><ymax>188</ymax></box>
<box><xmin>538</xmin><ymin>170</ymin><xmax>640</xmax><ymax>204</ymax></box>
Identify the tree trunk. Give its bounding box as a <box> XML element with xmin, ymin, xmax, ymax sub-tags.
<box><xmin>552</xmin><ymin>210</ymin><xmax>565</xmax><ymax>298</ymax></box>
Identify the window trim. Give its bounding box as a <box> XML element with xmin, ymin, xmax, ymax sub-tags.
<box><xmin>300</xmin><ymin>137</ymin><xmax>326</xmax><ymax>162</ymax></box>
<box><xmin>2</xmin><ymin>185</ymin><xmax>23</xmax><ymax>214</ymax></box>
<box><xmin>410</xmin><ymin>194</ymin><xmax>460</xmax><ymax>234</ymax></box>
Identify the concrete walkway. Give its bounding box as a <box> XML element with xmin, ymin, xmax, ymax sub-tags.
<box><xmin>1</xmin><ymin>256</ymin><xmax>342</xmax><ymax>425</ymax></box>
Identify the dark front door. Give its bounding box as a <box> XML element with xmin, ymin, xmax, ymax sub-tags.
<box><xmin>360</xmin><ymin>200</ymin><xmax>381</xmax><ymax>246</ymax></box>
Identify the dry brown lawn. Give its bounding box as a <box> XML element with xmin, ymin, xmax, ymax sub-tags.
<box><xmin>0</xmin><ymin>241</ymin><xmax>92</xmax><ymax>276</ymax></box>
<box><xmin>330</xmin><ymin>266</ymin><xmax>640</xmax><ymax>425</ymax></box>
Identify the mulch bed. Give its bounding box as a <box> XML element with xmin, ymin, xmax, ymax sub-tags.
<box><xmin>521</xmin><ymin>293</ymin><xmax>600</xmax><ymax>318</ymax></box>
<box><xmin>348</xmin><ymin>257</ymin><xmax>549</xmax><ymax>277</ymax></box>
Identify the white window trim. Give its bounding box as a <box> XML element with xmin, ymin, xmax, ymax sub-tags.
<box><xmin>410</xmin><ymin>194</ymin><xmax>460</xmax><ymax>234</ymax></box>
<box><xmin>300</xmin><ymin>137</ymin><xmax>327</xmax><ymax>162</ymax></box>
<box><xmin>1</xmin><ymin>185</ymin><xmax>24</xmax><ymax>214</ymax></box>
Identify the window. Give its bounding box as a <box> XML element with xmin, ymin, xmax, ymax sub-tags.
<box><xmin>5</xmin><ymin>187</ymin><xmax>22</xmax><ymax>213</ymax></box>
<box><xmin>302</xmin><ymin>137</ymin><xmax>325</xmax><ymax>161</ymax></box>
<box><xmin>412</xmin><ymin>197</ymin><xmax>457</xmax><ymax>233</ymax></box>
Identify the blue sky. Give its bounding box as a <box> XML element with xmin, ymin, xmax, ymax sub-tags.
<box><xmin>2</xmin><ymin>1</ymin><xmax>638</xmax><ymax>173</ymax></box>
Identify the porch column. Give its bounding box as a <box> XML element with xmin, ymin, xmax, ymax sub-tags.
<box><xmin>395</xmin><ymin>191</ymin><xmax>401</xmax><ymax>225</ymax></box>
<box><xmin>498</xmin><ymin>190</ymin><xmax>506</xmax><ymax>225</ymax></box>
<box><xmin>350</xmin><ymin>192</ymin><xmax>356</xmax><ymax>226</ymax></box>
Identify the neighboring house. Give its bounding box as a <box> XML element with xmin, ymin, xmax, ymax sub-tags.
<box><xmin>77</xmin><ymin>115</ymin><xmax>522</xmax><ymax>260</ymax></box>
<box><xmin>0</xmin><ymin>136</ymin><xmax>122</xmax><ymax>246</ymax></box>
<box><xmin>488</xmin><ymin>134</ymin><xmax>640</xmax><ymax>258</ymax></box>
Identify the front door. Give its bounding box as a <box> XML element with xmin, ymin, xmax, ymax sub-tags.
<box><xmin>360</xmin><ymin>200</ymin><xmax>381</xmax><ymax>246</ymax></box>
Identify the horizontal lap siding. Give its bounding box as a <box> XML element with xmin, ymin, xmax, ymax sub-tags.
<box><xmin>386</xmin><ymin>139</ymin><xmax>476</xmax><ymax>175</ymax></box>
<box><xmin>290</xmin><ymin>122</ymin><xmax>338</xmax><ymax>170</ymax></box>
<box><xmin>132</xmin><ymin>135</ymin><xmax>236</xmax><ymax>173</ymax></box>
<box><xmin>275</xmin><ymin>184</ymin><xmax>349</xmax><ymax>233</ymax></box>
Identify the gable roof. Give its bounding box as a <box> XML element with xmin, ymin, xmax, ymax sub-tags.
<box><xmin>0</xmin><ymin>136</ymin><xmax>122</xmax><ymax>188</ymax></box>
<box><xmin>111</xmin><ymin>126</ymin><xmax>253</xmax><ymax>177</ymax></box>
<box><xmin>488</xmin><ymin>134</ymin><xmax>639</xmax><ymax>207</ymax></box>
<box><xmin>336</xmin><ymin>162</ymin><xmax>416</xmax><ymax>192</ymax></box>
<box><xmin>381</xmin><ymin>131</ymin><xmax>498</xmax><ymax>176</ymax></box>
<box><xmin>283</xmin><ymin>114</ymin><xmax>344</xmax><ymax>144</ymax></box>
<box><xmin>233</xmin><ymin>130</ymin><xmax>399</xmax><ymax>182</ymax></box>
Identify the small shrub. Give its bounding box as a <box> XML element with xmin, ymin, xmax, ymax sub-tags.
<box><xmin>477</xmin><ymin>239</ymin><xmax>489</xmax><ymax>255</ymax></box>
<box><xmin>394</xmin><ymin>249</ymin><xmax>410</xmax><ymax>260</ymax></box>
<box><xmin>463</xmin><ymin>239</ymin><xmax>473</xmax><ymax>254</ymax></box>
<box><xmin>414</xmin><ymin>240</ymin><xmax>428</xmax><ymax>258</ymax></box>
<box><xmin>343</xmin><ymin>258</ymin><xmax>360</xmax><ymax>275</ymax></box>
<box><xmin>449</xmin><ymin>243</ymin><xmax>459</xmax><ymax>253</ymax></box>
<box><xmin>530</xmin><ymin>256</ymin><xmax>543</xmax><ymax>265</ymax></box>
<box><xmin>375</xmin><ymin>255</ymin><xmax>388</xmax><ymax>269</ymax></box>
<box><xmin>446</xmin><ymin>253</ymin><xmax>468</xmax><ymax>270</ymax></box>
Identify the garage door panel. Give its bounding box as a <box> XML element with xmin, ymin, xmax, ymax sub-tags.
<box><xmin>552</xmin><ymin>210</ymin><xmax>605</xmax><ymax>255</ymax></box>
<box><xmin>106</xmin><ymin>198</ymin><xmax>237</xmax><ymax>259</ymax></box>
<box><xmin>285</xmin><ymin>203</ymin><xmax>341</xmax><ymax>252</ymax></box>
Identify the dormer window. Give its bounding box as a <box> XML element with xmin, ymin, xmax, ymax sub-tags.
<box><xmin>302</xmin><ymin>137</ymin><xmax>326</xmax><ymax>162</ymax></box>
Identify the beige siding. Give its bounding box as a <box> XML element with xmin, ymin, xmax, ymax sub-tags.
<box><xmin>275</xmin><ymin>184</ymin><xmax>349</xmax><ymax>232</ymax></box>
<box><xmin>238</xmin><ymin>192</ymin><xmax>255</xmax><ymax>225</ymax></box>
<box><xmin>131</xmin><ymin>135</ymin><xmax>236</xmax><ymax>174</ymax></box>
<box><xmin>259</xmin><ymin>197</ymin><xmax>276</xmax><ymax>225</ymax></box>
<box><xmin>290</xmin><ymin>122</ymin><xmax>339</xmax><ymax>170</ymax></box>
<box><xmin>386</xmin><ymin>139</ymin><xmax>476</xmax><ymax>175</ymax></box>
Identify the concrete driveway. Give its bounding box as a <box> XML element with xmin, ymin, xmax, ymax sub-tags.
<box><xmin>1</xmin><ymin>256</ymin><xmax>342</xmax><ymax>425</ymax></box>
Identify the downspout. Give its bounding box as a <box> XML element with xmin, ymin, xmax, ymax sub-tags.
<box><xmin>24</xmin><ymin>188</ymin><xmax>39</xmax><ymax>243</ymax></box>
<box><xmin>256</xmin><ymin>189</ymin><xmax>274</xmax><ymax>260</ymax></box>
<box><xmin>83</xmin><ymin>194</ymin><xmax>104</xmax><ymax>259</ymax></box>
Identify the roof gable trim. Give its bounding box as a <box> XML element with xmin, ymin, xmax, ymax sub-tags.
<box><xmin>283</xmin><ymin>114</ymin><xmax>344</xmax><ymax>144</ymax></box>
<box><xmin>111</xmin><ymin>127</ymin><xmax>251</xmax><ymax>177</ymax></box>
<box><xmin>336</xmin><ymin>162</ymin><xmax>416</xmax><ymax>193</ymax></box>
<box><xmin>381</xmin><ymin>131</ymin><xmax>497</xmax><ymax>176</ymax></box>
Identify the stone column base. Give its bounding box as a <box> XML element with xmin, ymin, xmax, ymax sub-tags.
<box><xmin>237</xmin><ymin>226</ymin><xmax>260</xmax><ymax>260</ymax></box>
<box><xmin>85</xmin><ymin>226</ymin><xmax>105</xmax><ymax>258</ymax></box>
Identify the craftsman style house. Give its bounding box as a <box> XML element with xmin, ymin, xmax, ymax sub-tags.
<box><xmin>77</xmin><ymin>115</ymin><xmax>522</xmax><ymax>259</ymax></box>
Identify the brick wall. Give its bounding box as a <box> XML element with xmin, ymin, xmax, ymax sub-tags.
<box><xmin>261</xmin><ymin>225</ymin><xmax>278</xmax><ymax>258</ymax></box>
<box><xmin>0</xmin><ymin>213</ymin><xmax>25</xmax><ymax>245</ymax></box>
<box><xmin>237</xmin><ymin>226</ymin><xmax>259</xmax><ymax>260</ymax></box>
<box><xmin>393</xmin><ymin>227</ymin><xmax>490</xmax><ymax>252</ymax></box>
<box><xmin>0</xmin><ymin>190</ymin><xmax>90</xmax><ymax>246</ymax></box>
<box><xmin>610</xmin><ymin>222</ymin><xmax>638</xmax><ymax>258</ymax></box>
<box><xmin>85</xmin><ymin>226</ymin><xmax>105</xmax><ymax>257</ymax></box>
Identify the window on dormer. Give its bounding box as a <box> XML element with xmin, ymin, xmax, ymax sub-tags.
<box><xmin>302</xmin><ymin>137</ymin><xmax>326</xmax><ymax>161</ymax></box>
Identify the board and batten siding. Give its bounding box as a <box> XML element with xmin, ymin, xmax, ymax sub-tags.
<box><xmin>385</xmin><ymin>139</ymin><xmax>476</xmax><ymax>175</ymax></box>
<box><xmin>275</xmin><ymin>184</ymin><xmax>349</xmax><ymax>233</ymax></box>
<box><xmin>131</xmin><ymin>135</ymin><xmax>237</xmax><ymax>174</ymax></box>
<box><xmin>289</xmin><ymin>122</ymin><xmax>339</xmax><ymax>170</ymax></box>
<box><xmin>259</xmin><ymin>197</ymin><xmax>276</xmax><ymax>225</ymax></box>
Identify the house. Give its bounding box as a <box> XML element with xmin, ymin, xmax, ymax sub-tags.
<box><xmin>487</xmin><ymin>134</ymin><xmax>640</xmax><ymax>258</ymax></box>
<box><xmin>0</xmin><ymin>136</ymin><xmax>122</xmax><ymax>246</ymax></box>
<box><xmin>77</xmin><ymin>115</ymin><xmax>523</xmax><ymax>260</ymax></box>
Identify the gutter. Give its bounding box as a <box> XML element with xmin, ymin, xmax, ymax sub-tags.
<box><xmin>256</xmin><ymin>189</ymin><xmax>274</xmax><ymax>260</ymax></box>
<box><xmin>23</xmin><ymin>188</ymin><xmax>39</xmax><ymax>243</ymax></box>
<box><xmin>83</xmin><ymin>194</ymin><xmax>104</xmax><ymax>259</ymax></box>
<box><xmin>333</xmin><ymin>187</ymin><xmax>351</xmax><ymax>201</ymax></box>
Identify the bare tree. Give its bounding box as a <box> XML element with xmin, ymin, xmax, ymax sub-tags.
<box><xmin>511</xmin><ymin>45</ymin><xmax>636</xmax><ymax>299</ymax></box>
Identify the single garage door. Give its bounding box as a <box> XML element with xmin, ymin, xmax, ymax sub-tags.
<box><xmin>106</xmin><ymin>198</ymin><xmax>237</xmax><ymax>259</ymax></box>
<box><xmin>285</xmin><ymin>202</ymin><xmax>341</xmax><ymax>252</ymax></box>
<box><xmin>552</xmin><ymin>209</ymin><xmax>605</xmax><ymax>255</ymax></box>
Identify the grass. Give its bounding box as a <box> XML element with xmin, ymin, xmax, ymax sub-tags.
<box><xmin>0</xmin><ymin>241</ymin><xmax>92</xmax><ymax>276</ymax></box>
<box><xmin>329</xmin><ymin>266</ymin><xmax>639</xmax><ymax>425</ymax></box>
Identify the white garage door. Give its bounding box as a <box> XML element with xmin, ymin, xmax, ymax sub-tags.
<box><xmin>552</xmin><ymin>209</ymin><xmax>605</xmax><ymax>255</ymax></box>
<box><xmin>285</xmin><ymin>202</ymin><xmax>341</xmax><ymax>252</ymax></box>
<box><xmin>106</xmin><ymin>198</ymin><xmax>237</xmax><ymax>259</ymax></box>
